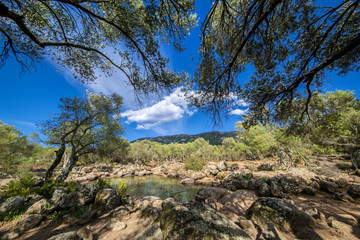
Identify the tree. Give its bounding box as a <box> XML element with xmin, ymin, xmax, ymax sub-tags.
<box><xmin>281</xmin><ymin>90</ymin><xmax>360</xmax><ymax>168</ymax></box>
<box><xmin>39</xmin><ymin>92</ymin><xmax>124</xmax><ymax>180</ymax></box>
<box><xmin>192</xmin><ymin>0</ymin><xmax>359</xmax><ymax>123</ymax></box>
<box><xmin>0</xmin><ymin>0</ymin><xmax>196</xmax><ymax>95</ymax></box>
<box><xmin>0</xmin><ymin>121</ymin><xmax>34</xmax><ymax>167</ymax></box>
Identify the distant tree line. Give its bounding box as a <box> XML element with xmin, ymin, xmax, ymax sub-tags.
<box><xmin>0</xmin><ymin>90</ymin><xmax>359</xmax><ymax>178</ymax></box>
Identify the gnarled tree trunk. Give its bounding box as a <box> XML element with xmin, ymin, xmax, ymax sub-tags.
<box><xmin>45</xmin><ymin>143</ymin><xmax>65</xmax><ymax>180</ymax></box>
<box><xmin>56</xmin><ymin>149</ymin><xmax>78</xmax><ymax>181</ymax></box>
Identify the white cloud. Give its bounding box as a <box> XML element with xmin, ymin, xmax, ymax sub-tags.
<box><xmin>13</xmin><ymin>120</ymin><xmax>36</xmax><ymax>128</ymax></box>
<box><xmin>121</xmin><ymin>88</ymin><xmax>195</xmax><ymax>129</ymax></box>
<box><xmin>229</xmin><ymin>109</ymin><xmax>248</xmax><ymax>115</ymax></box>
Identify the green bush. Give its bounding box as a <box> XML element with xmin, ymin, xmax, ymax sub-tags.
<box><xmin>0</xmin><ymin>207</ymin><xmax>27</xmax><ymax>221</ymax></box>
<box><xmin>93</xmin><ymin>178</ymin><xmax>112</xmax><ymax>193</ymax></box>
<box><xmin>37</xmin><ymin>180</ymin><xmax>78</xmax><ymax>198</ymax></box>
<box><xmin>117</xmin><ymin>180</ymin><xmax>127</xmax><ymax>203</ymax></box>
<box><xmin>184</xmin><ymin>157</ymin><xmax>207</xmax><ymax>171</ymax></box>
<box><xmin>1</xmin><ymin>175</ymin><xmax>36</xmax><ymax>198</ymax></box>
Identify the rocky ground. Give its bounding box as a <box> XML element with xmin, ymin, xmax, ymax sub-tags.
<box><xmin>0</xmin><ymin>155</ymin><xmax>359</xmax><ymax>239</ymax></box>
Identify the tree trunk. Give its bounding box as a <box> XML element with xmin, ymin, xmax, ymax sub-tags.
<box><xmin>45</xmin><ymin>144</ymin><xmax>65</xmax><ymax>180</ymax></box>
<box><xmin>56</xmin><ymin>150</ymin><xmax>78</xmax><ymax>181</ymax></box>
<box><xmin>351</xmin><ymin>150</ymin><xmax>360</xmax><ymax>170</ymax></box>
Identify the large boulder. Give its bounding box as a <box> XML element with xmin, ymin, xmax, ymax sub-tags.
<box><xmin>246</xmin><ymin>197</ymin><xmax>321</xmax><ymax>239</ymax></box>
<box><xmin>51</xmin><ymin>187</ymin><xmax>68</xmax><ymax>204</ymax></box>
<box><xmin>159</xmin><ymin>201</ymin><xmax>252</xmax><ymax>240</ymax></box>
<box><xmin>94</xmin><ymin>188</ymin><xmax>120</xmax><ymax>211</ymax></box>
<box><xmin>269</xmin><ymin>175</ymin><xmax>306</xmax><ymax>197</ymax></box>
<box><xmin>15</xmin><ymin>214</ymin><xmax>44</xmax><ymax>232</ymax></box>
<box><xmin>77</xmin><ymin>185</ymin><xmax>95</xmax><ymax>205</ymax></box>
<box><xmin>0</xmin><ymin>196</ymin><xmax>24</xmax><ymax>214</ymax></box>
<box><xmin>25</xmin><ymin>199</ymin><xmax>47</xmax><ymax>214</ymax></box>
<box><xmin>348</xmin><ymin>184</ymin><xmax>360</xmax><ymax>198</ymax></box>
<box><xmin>196</xmin><ymin>187</ymin><xmax>231</xmax><ymax>202</ymax></box>
<box><xmin>203</xmin><ymin>164</ymin><xmax>219</xmax><ymax>176</ymax></box>
<box><xmin>59</xmin><ymin>191</ymin><xmax>80</xmax><ymax>209</ymax></box>
<box><xmin>222</xmin><ymin>170</ymin><xmax>253</xmax><ymax>190</ymax></box>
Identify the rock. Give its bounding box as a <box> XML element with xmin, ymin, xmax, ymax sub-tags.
<box><xmin>217</xmin><ymin>161</ymin><xmax>228</xmax><ymax>171</ymax></box>
<box><xmin>269</xmin><ymin>175</ymin><xmax>306</xmax><ymax>197</ymax></box>
<box><xmin>246</xmin><ymin>197</ymin><xmax>313</xmax><ymax>233</ymax></box>
<box><xmin>159</xmin><ymin>201</ymin><xmax>252</xmax><ymax>240</ymax></box>
<box><xmin>336</xmin><ymin>178</ymin><xmax>349</xmax><ymax>188</ymax></box>
<box><xmin>77</xmin><ymin>210</ymin><xmax>97</xmax><ymax>225</ymax></box>
<box><xmin>77</xmin><ymin>227</ymin><xmax>93</xmax><ymax>240</ymax></box>
<box><xmin>222</xmin><ymin>170</ymin><xmax>253</xmax><ymax>190</ymax></box>
<box><xmin>302</xmin><ymin>186</ymin><xmax>317</xmax><ymax>196</ymax></box>
<box><xmin>95</xmin><ymin>188</ymin><xmax>120</xmax><ymax>211</ymax></box>
<box><xmin>257</xmin><ymin>163</ymin><xmax>272</xmax><ymax>171</ymax></box>
<box><xmin>77</xmin><ymin>185</ymin><xmax>95</xmax><ymax>205</ymax></box>
<box><xmin>0</xmin><ymin>196</ymin><xmax>24</xmax><ymax>213</ymax></box>
<box><xmin>335</xmin><ymin>192</ymin><xmax>355</xmax><ymax>203</ymax></box>
<box><xmin>48</xmin><ymin>231</ymin><xmax>80</xmax><ymax>240</ymax></box>
<box><xmin>309</xmin><ymin>180</ymin><xmax>321</xmax><ymax>190</ymax></box>
<box><xmin>191</xmin><ymin>171</ymin><xmax>207</xmax><ymax>180</ymax></box>
<box><xmin>1</xmin><ymin>231</ymin><xmax>20</xmax><ymax>240</ymax></box>
<box><xmin>106</xmin><ymin>218</ymin><xmax>127</xmax><ymax>231</ymax></box>
<box><xmin>319</xmin><ymin>180</ymin><xmax>339</xmax><ymax>193</ymax></box>
<box><xmin>15</xmin><ymin>214</ymin><xmax>44</xmax><ymax>232</ymax></box>
<box><xmin>336</xmin><ymin>163</ymin><xmax>353</xmax><ymax>170</ymax></box>
<box><xmin>180</xmin><ymin>178</ymin><xmax>195</xmax><ymax>184</ymax></box>
<box><xmin>196</xmin><ymin>187</ymin><xmax>231</xmax><ymax>202</ymax></box>
<box><xmin>215</xmin><ymin>171</ymin><xmax>228</xmax><ymax>180</ymax></box>
<box><xmin>330</xmin><ymin>219</ymin><xmax>353</xmax><ymax>233</ymax></box>
<box><xmin>137</xmin><ymin>170</ymin><xmax>148</xmax><ymax>176</ymax></box>
<box><xmin>270</xmin><ymin>179</ymin><xmax>283</xmax><ymax>197</ymax></box>
<box><xmin>335</xmin><ymin>213</ymin><xmax>359</xmax><ymax>226</ymax></box>
<box><xmin>111</xmin><ymin>206</ymin><xmax>130</xmax><ymax>220</ymax></box>
<box><xmin>258</xmin><ymin>183</ymin><xmax>271</xmax><ymax>196</ymax></box>
<box><xmin>26</xmin><ymin>194</ymin><xmax>43</xmax><ymax>203</ymax></box>
<box><xmin>25</xmin><ymin>199</ymin><xmax>48</xmax><ymax>214</ymax></box>
<box><xmin>59</xmin><ymin>191</ymin><xmax>80</xmax><ymax>208</ymax></box>
<box><xmin>218</xmin><ymin>189</ymin><xmax>258</xmax><ymax>205</ymax></box>
<box><xmin>238</xmin><ymin>219</ymin><xmax>258</xmax><ymax>240</ymax></box>
<box><xmin>43</xmin><ymin>204</ymin><xmax>58</xmax><ymax>215</ymax></box>
<box><xmin>135</xmin><ymin>223</ymin><xmax>163</xmax><ymax>240</ymax></box>
<box><xmin>204</xmin><ymin>164</ymin><xmax>219</xmax><ymax>176</ymax></box>
<box><xmin>347</xmin><ymin>184</ymin><xmax>360</xmax><ymax>198</ymax></box>
<box><xmin>247</xmin><ymin>179</ymin><xmax>263</xmax><ymax>190</ymax></box>
<box><xmin>51</xmin><ymin>187</ymin><xmax>68</xmax><ymax>204</ymax></box>
<box><xmin>304</xmin><ymin>208</ymin><xmax>325</xmax><ymax>220</ymax></box>
<box><xmin>62</xmin><ymin>214</ymin><xmax>78</xmax><ymax>225</ymax></box>
<box><xmin>195</xmin><ymin>177</ymin><xmax>215</xmax><ymax>186</ymax></box>
<box><xmin>229</xmin><ymin>163</ymin><xmax>239</xmax><ymax>171</ymax></box>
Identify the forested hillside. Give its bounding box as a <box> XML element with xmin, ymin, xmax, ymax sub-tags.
<box><xmin>133</xmin><ymin>131</ymin><xmax>238</xmax><ymax>145</ymax></box>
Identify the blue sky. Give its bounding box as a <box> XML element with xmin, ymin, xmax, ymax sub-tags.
<box><xmin>0</xmin><ymin>1</ymin><xmax>359</xmax><ymax>142</ymax></box>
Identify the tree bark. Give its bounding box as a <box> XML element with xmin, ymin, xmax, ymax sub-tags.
<box><xmin>45</xmin><ymin>143</ymin><xmax>65</xmax><ymax>180</ymax></box>
<box><xmin>351</xmin><ymin>150</ymin><xmax>360</xmax><ymax>170</ymax></box>
<box><xmin>56</xmin><ymin>150</ymin><xmax>78</xmax><ymax>181</ymax></box>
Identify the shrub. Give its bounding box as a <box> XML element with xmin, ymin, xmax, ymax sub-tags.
<box><xmin>0</xmin><ymin>207</ymin><xmax>27</xmax><ymax>221</ymax></box>
<box><xmin>117</xmin><ymin>180</ymin><xmax>127</xmax><ymax>203</ymax></box>
<box><xmin>184</xmin><ymin>157</ymin><xmax>207</xmax><ymax>171</ymax></box>
<box><xmin>37</xmin><ymin>180</ymin><xmax>79</xmax><ymax>198</ymax></box>
<box><xmin>1</xmin><ymin>175</ymin><xmax>36</xmax><ymax>198</ymax></box>
<box><xmin>93</xmin><ymin>178</ymin><xmax>112</xmax><ymax>194</ymax></box>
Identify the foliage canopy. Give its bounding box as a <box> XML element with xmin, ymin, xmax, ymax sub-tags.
<box><xmin>0</xmin><ymin>0</ymin><xmax>196</xmax><ymax>95</ymax></box>
<box><xmin>39</xmin><ymin>91</ymin><xmax>125</xmax><ymax>180</ymax></box>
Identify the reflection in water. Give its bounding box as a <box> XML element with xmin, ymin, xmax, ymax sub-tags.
<box><xmin>108</xmin><ymin>175</ymin><xmax>201</xmax><ymax>202</ymax></box>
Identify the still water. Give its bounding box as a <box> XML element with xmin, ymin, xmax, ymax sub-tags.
<box><xmin>108</xmin><ymin>175</ymin><xmax>201</xmax><ymax>202</ymax></box>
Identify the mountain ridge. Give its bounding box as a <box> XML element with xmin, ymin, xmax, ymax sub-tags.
<box><xmin>132</xmin><ymin>131</ymin><xmax>238</xmax><ymax>145</ymax></box>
